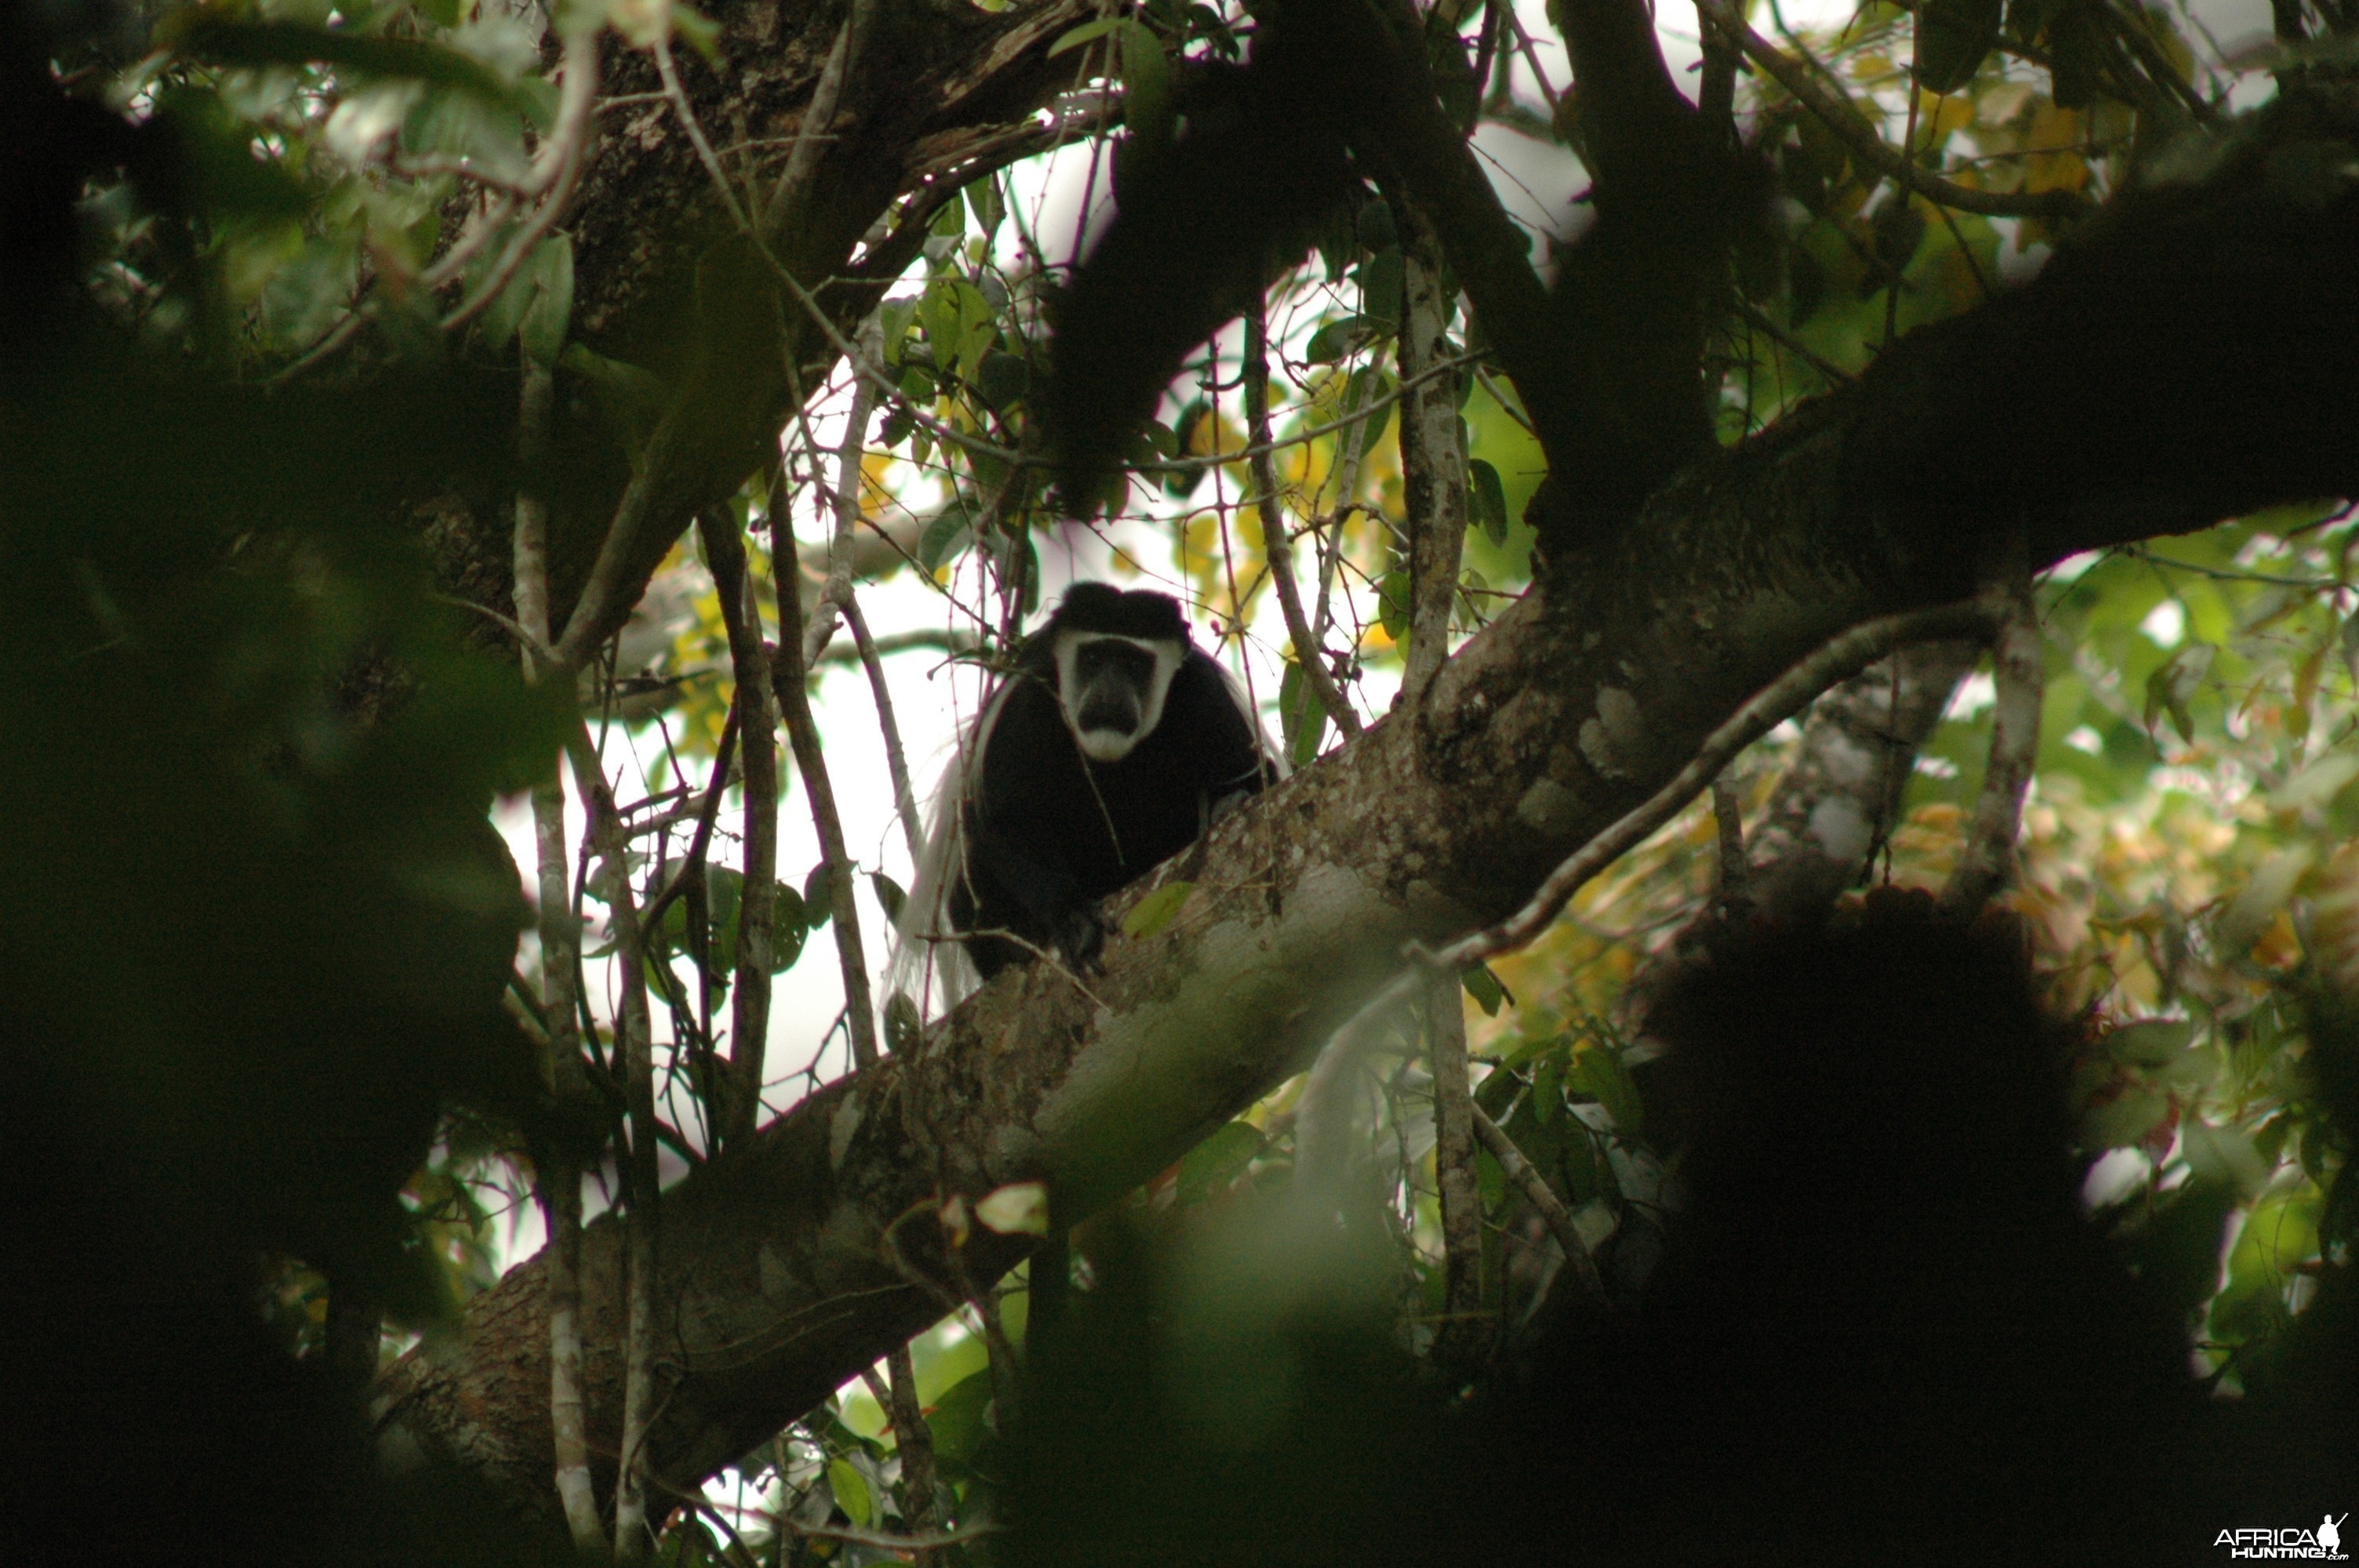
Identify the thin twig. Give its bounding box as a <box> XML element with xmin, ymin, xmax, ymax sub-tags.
<box><xmin>1732</xmin><ymin>296</ymin><xmax>1854</xmax><ymax>385</ymax></box>
<box><xmin>1243</xmin><ymin>299</ymin><xmax>1362</xmax><ymax>743</ymax></box>
<box><xmin>1427</xmin><ymin>595</ymin><xmax>2008</xmax><ymax>971</ymax></box>
<box><xmin>845</xmin><ymin>592</ymin><xmax>925</xmax><ymax>864</ymax></box>
<box><xmin>1470</xmin><ymin>1104</ymin><xmax>1610</xmax><ymax>1308</ymax></box>
<box><xmin>804</xmin><ymin>314</ymin><xmax>884</xmax><ymax>665</ymax></box>
<box><xmin>769</xmin><ymin>463</ymin><xmax>881</xmax><ymax>1070</ymax></box>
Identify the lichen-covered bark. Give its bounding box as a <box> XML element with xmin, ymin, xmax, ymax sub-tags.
<box><xmin>376</xmin><ymin>86</ymin><xmax>2359</xmax><ymax>1523</ymax></box>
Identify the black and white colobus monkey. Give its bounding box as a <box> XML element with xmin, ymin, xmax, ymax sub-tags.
<box><xmin>899</xmin><ymin>583</ymin><xmax>1283</xmax><ymax>999</ymax></box>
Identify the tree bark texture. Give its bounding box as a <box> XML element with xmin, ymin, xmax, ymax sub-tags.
<box><xmin>376</xmin><ymin>45</ymin><xmax>2359</xmax><ymax>1524</ymax></box>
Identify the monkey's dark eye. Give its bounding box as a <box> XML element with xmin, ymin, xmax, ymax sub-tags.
<box><xmin>1072</xmin><ymin>639</ymin><xmax>1158</xmax><ymax>690</ymax></box>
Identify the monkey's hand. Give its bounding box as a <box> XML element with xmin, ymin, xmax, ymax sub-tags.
<box><xmin>1052</xmin><ymin>906</ymin><xmax>1107</xmax><ymax>975</ymax></box>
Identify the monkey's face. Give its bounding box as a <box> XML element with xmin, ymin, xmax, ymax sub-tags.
<box><xmin>1054</xmin><ymin>631</ymin><xmax>1180</xmax><ymax>764</ymax></box>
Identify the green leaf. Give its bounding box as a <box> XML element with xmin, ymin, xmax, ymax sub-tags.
<box><xmin>1176</xmin><ymin>1120</ymin><xmax>1265</xmax><ymax>1203</ymax></box>
<box><xmin>2081</xmin><ymin>1087</ymin><xmax>2169</xmax><ymax>1150</ymax></box>
<box><xmin>1356</xmin><ymin>247</ymin><xmax>1405</xmax><ymax>330</ymax></box>
<box><xmin>1303</xmin><ymin>314</ymin><xmax>1371</xmax><ymax>365</ymax></box>
<box><xmin>1461</xmin><ymin>963</ymin><xmax>1507</xmax><ymax>1016</ymax></box>
<box><xmin>1565</xmin><ymin>1045</ymin><xmax>1642</xmax><ymax>1137</ymax></box>
<box><xmin>1047</xmin><ymin>16</ymin><xmax>1121</xmax><ymax>56</ymax></box>
<box><xmin>825</xmin><ymin>1457</ymin><xmax>872</xmax><ymax>1530</ymax></box>
<box><xmin>871</xmin><ymin>870</ymin><xmax>907</xmax><ymax>924</ymax></box>
<box><xmin>801</xmin><ymin>865</ymin><xmax>834</xmax><ymax>928</ymax></box>
<box><xmin>918</xmin><ymin>499</ymin><xmax>974</xmax><ymax>572</ymax></box>
<box><xmin>1378</xmin><ymin>568</ymin><xmax>1410</xmax><ymax>641</ymax></box>
<box><xmin>975</xmin><ymin>349</ymin><xmax>1030</xmax><ymax>410</ymax></box>
<box><xmin>1279</xmin><ymin>660</ymin><xmax>1328</xmax><ymax>771</ymax></box>
<box><xmin>2142</xmin><ymin>641</ymin><xmax>2215</xmax><ymax>742</ymax></box>
<box><xmin>1913</xmin><ymin>0</ymin><xmax>2004</xmax><ymax>92</ymax></box>
<box><xmin>965</xmin><ymin>176</ymin><xmax>1007</xmax><ymax>240</ymax></box>
<box><xmin>923</xmin><ymin>1367</ymin><xmax>998</xmax><ymax>1470</ymax></box>
<box><xmin>2102</xmin><ymin>1018</ymin><xmax>2194</xmax><ymax>1066</ymax></box>
<box><xmin>1123</xmin><ymin>879</ymin><xmax>1194</xmax><ymax>940</ymax></box>
<box><xmin>671</xmin><ymin>4</ymin><xmax>722</xmax><ymax>64</ymax></box>
<box><xmin>1468</xmin><ymin>457</ymin><xmax>1508</xmax><ymax>546</ymax></box>
<box><xmin>1350</xmin><ymin>368</ymin><xmax>1398</xmax><ymax>459</ymax></box>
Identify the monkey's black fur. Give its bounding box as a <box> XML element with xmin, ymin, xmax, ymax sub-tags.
<box><xmin>1042</xmin><ymin>31</ymin><xmax>1352</xmax><ymax>514</ymax></box>
<box><xmin>947</xmin><ymin>583</ymin><xmax>1279</xmax><ymax>978</ymax></box>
